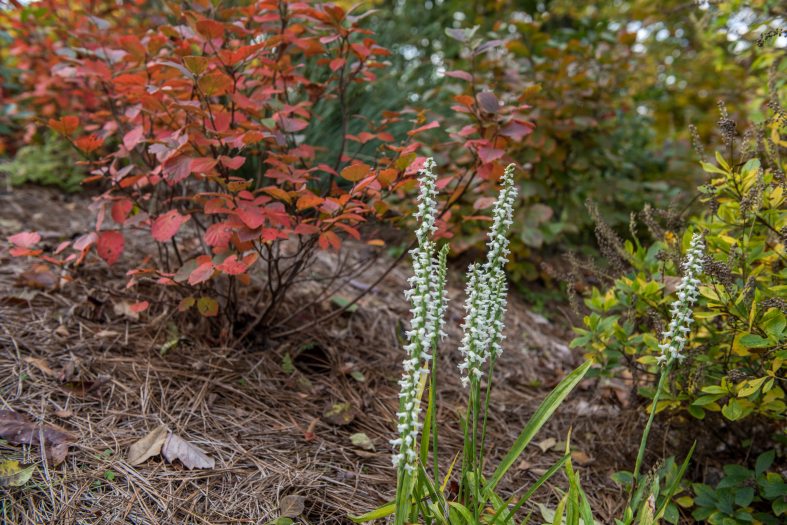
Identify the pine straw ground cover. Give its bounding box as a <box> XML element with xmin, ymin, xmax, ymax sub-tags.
<box><xmin>0</xmin><ymin>187</ymin><xmax>711</xmax><ymax>524</ymax></box>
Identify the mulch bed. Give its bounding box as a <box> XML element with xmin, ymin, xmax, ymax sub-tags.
<box><xmin>0</xmin><ymin>186</ymin><xmax>714</xmax><ymax>524</ymax></box>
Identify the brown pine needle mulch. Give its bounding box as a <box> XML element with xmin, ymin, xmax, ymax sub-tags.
<box><xmin>0</xmin><ymin>186</ymin><xmax>703</xmax><ymax>524</ymax></box>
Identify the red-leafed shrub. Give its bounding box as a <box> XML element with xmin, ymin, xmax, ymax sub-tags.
<box><xmin>3</xmin><ymin>0</ymin><xmax>433</xmax><ymax>332</ymax></box>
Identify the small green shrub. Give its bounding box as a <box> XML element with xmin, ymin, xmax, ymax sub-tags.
<box><xmin>1</xmin><ymin>133</ymin><xmax>83</xmax><ymax>192</ymax></box>
<box><xmin>690</xmin><ymin>450</ymin><xmax>786</xmax><ymax>524</ymax></box>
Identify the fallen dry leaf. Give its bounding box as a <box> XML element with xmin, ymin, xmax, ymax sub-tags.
<box><xmin>61</xmin><ymin>375</ymin><xmax>110</xmax><ymax>398</ymax></box>
<box><xmin>350</xmin><ymin>432</ymin><xmax>375</xmax><ymax>451</ymax></box>
<box><xmin>0</xmin><ymin>410</ymin><xmax>75</xmax><ymax>465</ymax></box>
<box><xmin>23</xmin><ymin>357</ymin><xmax>57</xmax><ymax>378</ymax></box>
<box><xmin>571</xmin><ymin>450</ymin><xmax>593</xmax><ymax>465</ymax></box>
<box><xmin>280</xmin><ymin>494</ymin><xmax>306</xmax><ymax>517</ymax></box>
<box><xmin>58</xmin><ymin>361</ymin><xmax>76</xmax><ymax>382</ymax></box>
<box><xmin>128</xmin><ymin>425</ymin><xmax>168</xmax><ymax>466</ymax></box>
<box><xmin>96</xmin><ymin>329</ymin><xmax>120</xmax><ymax>338</ymax></box>
<box><xmin>536</xmin><ymin>437</ymin><xmax>557</xmax><ymax>453</ymax></box>
<box><xmin>324</xmin><ymin>402</ymin><xmax>356</xmax><ymax>426</ymax></box>
<box><xmin>0</xmin><ymin>459</ymin><xmax>36</xmax><ymax>487</ymax></box>
<box><xmin>161</xmin><ymin>433</ymin><xmax>215</xmax><ymax>470</ymax></box>
<box><xmin>516</xmin><ymin>459</ymin><xmax>533</xmax><ymax>471</ymax></box>
<box><xmin>113</xmin><ymin>300</ymin><xmax>140</xmax><ymax>320</ymax></box>
<box><xmin>17</xmin><ymin>264</ymin><xmax>58</xmax><ymax>290</ymax></box>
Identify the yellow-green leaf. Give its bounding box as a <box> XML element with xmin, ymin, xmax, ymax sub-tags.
<box><xmin>0</xmin><ymin>460</ymin><xmax>35</xmax><ymax>487</ymax></box>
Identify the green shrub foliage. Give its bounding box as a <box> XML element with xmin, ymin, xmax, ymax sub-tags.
<box><xmin>572</xmin><ymin>111</ymin><xmax>786</xmax><ymax>424</ymax></box>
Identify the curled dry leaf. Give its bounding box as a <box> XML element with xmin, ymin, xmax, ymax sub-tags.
<box><xmin>0</xmin><ymin>410</ymin><xmax>75</xmax><ymax>465</ymax></box>
<box><xmin>127</xmin><ymin>425</ymin><xmax>168</xmax><ymax>466</ymax></box>
<box><xmin>161</xmin><ymin>433</ymin><xmax>215</xmax><ymax>470</ymax></box>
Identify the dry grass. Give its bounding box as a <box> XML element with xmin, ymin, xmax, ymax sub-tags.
<box><xmin>0</xmin><ymin>186</ymin><xmax>701</xmax><ymax>524</ymax></box>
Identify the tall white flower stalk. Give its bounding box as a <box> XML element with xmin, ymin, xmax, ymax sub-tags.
<box><xmin>392</xmin><ymin>158</ymin><xmax>446</xmax><ymax>473</ymax></box>
<box><xmin>633</xmin><ymin>232</ymin><xmax>705</xmax><ymax>490</ymax></box>
<box><xmin>656</xmin><ymin>233</ymin><xmax>705</xmax><ymax>366</ymax></box>
<box><xmin>458</xmin><ymin>164</ymin><xmax>517</xmax><ymax>385</ymax></box>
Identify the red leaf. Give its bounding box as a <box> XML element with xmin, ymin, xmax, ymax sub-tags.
<box><xmin>294</xmin><ymin>223</ymin><xmax>320</xmax><ymax>235</ymax></box>
<box><xmin>111</xmin><ymin>199</ymin><xmax>134</xmax><ymax>224</ymax></box>
<box><xmin>8</xmin><ymin>231</ymin><xmax>41</xmax><ymax>248</ymax></box>
<box><xmin>477</xmin><ymin>146</ymin><xmax>505</xmax><ymax>164</ymax></box>
<box><xmin>216</xmin><ymin>254</ymin><xmax>248</xmax><ymax>275</ymax></box>
<box><xmin>151</xmin><ymin>210</ymin><xmax>189</xmax><ymax>242</ymax></box>
<box><xmin>407</xmin><ymin>121</ymin><xmax>440</xmax><ymax>137</ymax></box>
<box><xmin>164</xmin><ymin>156</ymin><xmax>193</xmax><ymax>185</ymax></box>
<box><xmin>97</xmin><ymin>231</ymin><xmax>124</xmax><ymax>266</ymax></box>
<box><xmin>123</xmin><ymin>126</ymin><xmax>144</xmax><ymax>151</ymax></box>
<box><xmin>276</xmin><ymin>115</ymin><xmax>309</xmax><ymax>133</ymax></box>
<box><xmin>473</xmin><ymin>196</ymin><xmax>496</xmax><ymax>210</ymax></box>
<box><xmin>188</xmin><ymin>261</ymin><xmax>215</xmax><ymax>285</ymax></box>
<box><xmin>48</xmin><ymin>116</ymin><xmax>79</xmax><ymax>137</ymax></box>
<box><xmin>204</xmin><ymin>222</ymin><xmax>234</xmax><ymax>248</ymax></box>
<box><xmin>75</xmin><ymin>134</ymin><xmax>104</xmax><ymax>153</ymax></box>
<box><xmin>329</xmin><ymin>58</ymin><xmax>346</xmax><ymax>71</ymax></box>
<box><xmin>444</xmin><ymin>70</ymin><xmax>473</xmax><ymax>82</ymax></box>
<box><xmin>130</xmin><ymin>301</ymin><xmax>149</xmax><ymax>313</ymax></box>
<box><xmin>235</xmin><ymin>203</ymin><xmax>265</xmax><ymax>229</ymax></box>
<box><xmin>219</xmin><ymin>156</ymin><xmax>246</xmax><ymax>170</ymax></box>
<box><xmin>73</xmin><ymin>232</ymin><xmax>98</xmax><ymax>251</ymax></box>
<box><xmin>196</xmin><ymin>19</ymin><xmax>224</xmax><ymax>39</ymax></box>
<box><xmin>500</xmin><ymin>120</ymin><xmax>535</xmax><ymax>141</ymax></box>
<box><xmin>190</xmin><ymin>157</ymin><xmax>219</xmax><ymax>173</ymax></box>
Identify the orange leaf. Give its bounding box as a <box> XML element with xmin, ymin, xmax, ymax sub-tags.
<box><xmin>75</xmin><ymin>134</ymin><xmax>104</xmax><ymax>154</ymax></box>
<box><xmin>377</xmin><ymin>168</ymin><xmax>398</xmax><ymax>187</ymax></box>
<box><xmin>318</xmin><ymin>230</ymin><xmax>341</xmax><ymax>251</ymax></box>
<box><xmin>340</xmin><ymin>163</ymin><xmax>370</xmax><ymax>182</ymax></box>
<box><xmin>48</xmin><ymin>116</ymin><xmax>79</xmax><ymax>137</ymax></box>
<box><xmin>262</xmin><ymin>186</ymin><xmax>292</xmax><ymax>204</ymax></box>
<box><xmin>296</xmin><ymin>193</ymin><xmax>324</xmax><ymax>210</ymax></box>
<box><xmin>407</xmin><ymin>121</ymin><xmax>440</xmax><ymax>137</ymax></box>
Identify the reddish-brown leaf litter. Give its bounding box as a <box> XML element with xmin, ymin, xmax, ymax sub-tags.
<box><xmin>0</xmin><ymin>187</ymin><xmax>712</xmax><ymax>523</ymax></box>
